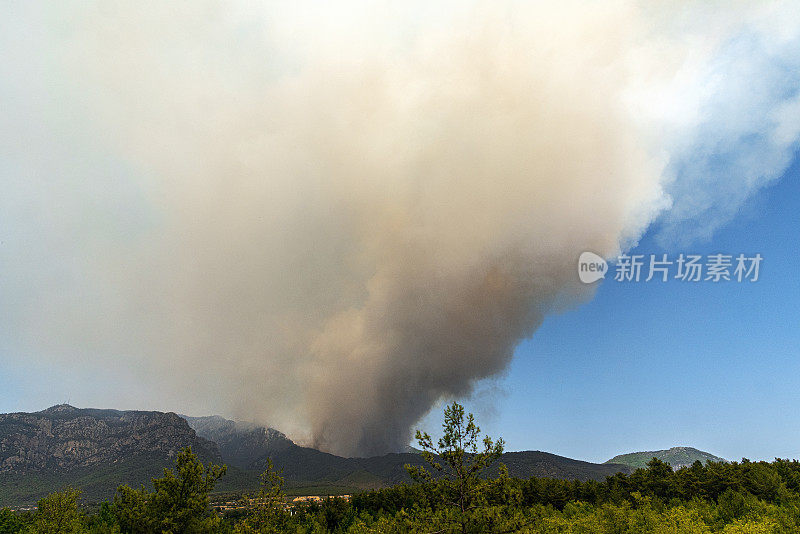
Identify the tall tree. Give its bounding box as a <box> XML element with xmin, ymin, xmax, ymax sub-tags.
<box><xmin>406</xmin><ymin>401</ymin><xmax>504</xmax><ymax>533</ymax></box>
<box><xmin>28</xmin><ymin>488</ymin><xmax>83</xmax><ymax>534</ymax></box>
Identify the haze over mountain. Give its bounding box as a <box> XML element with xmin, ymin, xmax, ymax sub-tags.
<box><xmin>180</xmin><ymin>415</ymin><xmax>294</xmax><ymax>470</ymax></box>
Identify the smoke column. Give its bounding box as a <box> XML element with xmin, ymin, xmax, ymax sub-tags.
<box><xmin>1</xmin><ymin>1</ymin><xmax>798</xmax><ymax>455</ymax></box>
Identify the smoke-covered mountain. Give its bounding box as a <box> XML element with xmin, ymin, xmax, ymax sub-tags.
<box><xmin>0</xmin><ymin>406</ymin><xmax>633</xmax><ymax>506</ymax></box>
<box><xmin>605</xmin><ymin>447</ymin><xmax>728</xmax><ymax>470</ymax></box>
<box><xmin>180</xmin><ymin>415</ymin><xmax>294</xmax><ymax>469</ymax></box>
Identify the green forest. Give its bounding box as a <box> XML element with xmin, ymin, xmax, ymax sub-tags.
<box><xmin>3</xmin><ymin>403</ymin><xmax>800</xmax><ymax>533</ymax></box>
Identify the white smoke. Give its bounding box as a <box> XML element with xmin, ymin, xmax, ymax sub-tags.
<box><xmin>1</xmin><ymin>1</ymin><xmax>798</xmax><ymax>455</ymax></box>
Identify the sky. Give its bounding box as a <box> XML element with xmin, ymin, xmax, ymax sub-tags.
<box><xmin>441</xmin><ymin>154</ymin><xmax>800</xmax><ymax>463</ymax></box>
<box><xmin>1</xmin><ymin>1</ymin><xmax>800</xmax><ymax>460</ymax></box>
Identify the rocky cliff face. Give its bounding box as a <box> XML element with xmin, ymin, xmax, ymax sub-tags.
<box><xmin>0</xmin><ymin>404</ymin><xmax>220</xmax><ymax>473</ymax></box>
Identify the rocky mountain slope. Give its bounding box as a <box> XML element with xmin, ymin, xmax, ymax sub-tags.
<box><xmin>605</xmin><ymin>446</ymin><xmax>728</xmax><ymax>470</ymax></box>
<box><xmin>0</xmin><ymin>405</ymin><xmax>221</xmax><ymax>505</ymax></box>
<box><xmin>0</xmin><ymin>405</ymin><xmax>220</xmax><ymax>473</ymax></box>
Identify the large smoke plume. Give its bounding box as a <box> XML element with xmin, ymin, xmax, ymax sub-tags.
<box><xmin>1</xmin><ymin>1</ymin><xmax>799</xmax><ymax>455</ymax></box>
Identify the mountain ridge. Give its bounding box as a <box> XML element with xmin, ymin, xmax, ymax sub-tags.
<box><xmin>180</xmin><ymin>413</ymin><xmax>634</xmax><ymax>489</ymax></box>
<box><xmin>0</xmin><ymin>405</ymin><xmax>634</xmax><ymax>506</ymax></box>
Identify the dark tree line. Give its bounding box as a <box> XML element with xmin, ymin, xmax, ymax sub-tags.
<box><xmin>354</xmin><ymin>456</ymin><xmax>800</xmax><ymax>514</ymax></box>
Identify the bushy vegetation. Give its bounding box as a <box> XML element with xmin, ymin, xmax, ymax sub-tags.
<box><xmin>4</xmin><ymin>404</ymin><xmax>800</xmax><ymax>533</ymax></box>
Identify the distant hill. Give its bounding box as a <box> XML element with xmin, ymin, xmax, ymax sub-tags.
<box><xmin>605</xmin><ymin>447</ymin><xmax>727</xmax><ymax>470</ymax></box>
<box><xmin>0</xmin><ymin>405</ymin><xmax>634</xmax><ymax>506</ymax></box>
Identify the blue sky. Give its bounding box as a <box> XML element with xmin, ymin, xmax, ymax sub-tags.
<box><xmin>445</xmin><ymin>153</ymin><xmax>800</xmax><ymax>463</ymax></box>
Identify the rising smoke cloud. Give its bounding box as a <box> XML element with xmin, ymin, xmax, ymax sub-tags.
<box><xmin>1</xmin><ymin>1</ymin><xmax>799</xmax><ymax>456</ymax></box>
